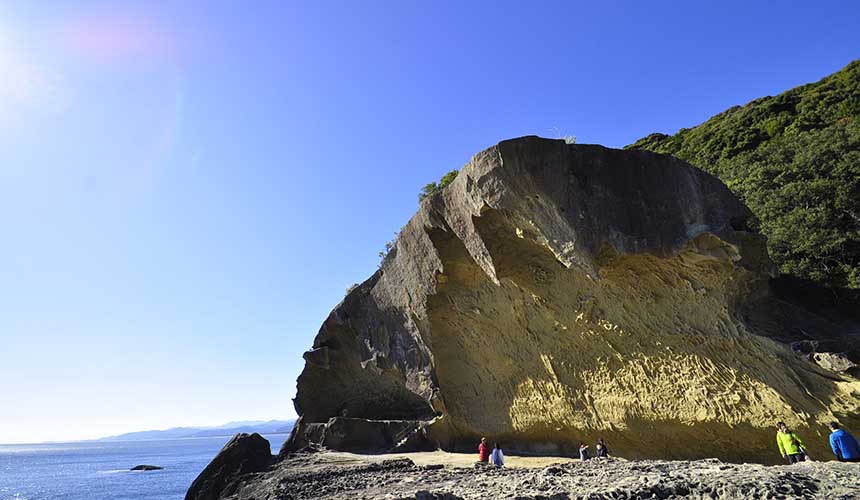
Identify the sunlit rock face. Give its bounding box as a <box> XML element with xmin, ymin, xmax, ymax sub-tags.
<box><xmin>286</xmin><ymin>136</ymin><xmax>860</xmax><ymax>463</ymax></box>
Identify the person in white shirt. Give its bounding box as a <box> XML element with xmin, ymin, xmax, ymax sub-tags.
<box><xmin>490</xmin><ymin>443</ymin><xmax>505</xmax><ymax>467</ymax></box>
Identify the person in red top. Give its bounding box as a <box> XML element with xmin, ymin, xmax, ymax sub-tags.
<box><xmin>478</xmin><ymin>437</ymin><xmax>490</xmax><ymax>462</ymax></box>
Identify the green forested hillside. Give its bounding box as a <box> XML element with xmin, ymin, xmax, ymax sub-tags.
<box><xmin>630</xmin><ymin>60</ymin><xmax>860</xmax><ymax>294</ymax></box>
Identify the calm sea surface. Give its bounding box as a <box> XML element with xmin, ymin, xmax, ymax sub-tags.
<box><xmin>0</xmin><ymin>434</ymin><xmax>289</xmax><ymax>500</ymax></box>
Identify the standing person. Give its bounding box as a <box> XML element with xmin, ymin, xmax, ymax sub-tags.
<box><xmin>579</xmin><ymin>443</ymin><xmax>590</xmax><ymax>461</ymax></box>
<box><xmin>490</xmin><ymin>443</ymin><xmax>505</xmax><ymax>467</ymax></box>
<box><xmin>829</xmin><ymin>422</ymin><xmax>860</xmax><ymax>462</ymax></box>
<box><xmin>776</xmin><ymin>422</ymin><xmax>807</xmax><ymax>464</ymax></box>
<box><xmin>595</xmin><ymin>438</ymin><xmax>609</xmax><ymax>458</ymax></box>
<box><xmin>478</xmin><ymin>437</ymin><xmax>490</xmax><ymax>463</ymax></box>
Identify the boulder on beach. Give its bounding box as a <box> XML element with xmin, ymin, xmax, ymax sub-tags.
<box><xmin>185</xmin><ymin>433</ymin><xmax>273</xmax><ymax>500</ymax></box>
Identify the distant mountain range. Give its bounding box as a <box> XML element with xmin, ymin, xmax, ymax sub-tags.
<box><xmin>95</xmin><ymin>419</ymin><xmax>295</xmax><ymax>442</ymax></box>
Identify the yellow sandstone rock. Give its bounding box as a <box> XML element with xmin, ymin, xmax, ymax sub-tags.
<box><xmin>286</xmin><ymin>136</ymin><xmax>860</xmax><ymax>464</ymax></box>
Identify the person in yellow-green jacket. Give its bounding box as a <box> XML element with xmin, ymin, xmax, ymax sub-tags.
<box><xmin>776</xmin><ymin>421</ymin><xmax>807</xmax><ymax>464</ymax></box>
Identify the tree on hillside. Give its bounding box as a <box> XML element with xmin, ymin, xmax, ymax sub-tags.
<box><xmin>630</xmin><ymin>60</ymin><xmax>860</xmax><ymax>295</ymax></box>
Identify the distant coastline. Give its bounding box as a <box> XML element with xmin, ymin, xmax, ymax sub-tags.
<box><xmin>93</xmin><ymin>419</ymin><xmax>295</xmax><ymax>443</ymax></box>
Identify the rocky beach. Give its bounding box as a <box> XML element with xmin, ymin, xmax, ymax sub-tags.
<box><xmin>192</xmin><ymin>441</ymin><xmax>860</xmax><ymax>500</ymax></box>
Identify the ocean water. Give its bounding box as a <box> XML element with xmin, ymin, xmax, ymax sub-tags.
<box><xmin>0</xmin><ymin>434</ymin><xmax>288</xmax><ymax>500</ymax></box>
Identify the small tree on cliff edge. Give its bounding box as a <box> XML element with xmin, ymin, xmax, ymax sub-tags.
<box><xmin>439</xmin><ymin>170</ymin><xmax>458</xmax><ymax>188</ymax></box>
<box><xmin>418</xmin><ymin>182</ymin><xmax>438</xmax><ymax>201</ymax></box>
<box><xmin>418</xmin><ymin>170</ymin><xmax>459</xmax><ymax>202</ymax></box>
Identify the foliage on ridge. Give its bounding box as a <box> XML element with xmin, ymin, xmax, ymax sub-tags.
<box><xmin>630</xmin><ymin>60</ymin><xmax>860</xmax><ymax>294</ymax></box>
<box><xmin>419</xmin><ymin>170</ymin><xmax>459</xmax><ymax>202</ymax></box>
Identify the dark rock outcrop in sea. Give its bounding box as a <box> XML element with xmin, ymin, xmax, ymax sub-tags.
<box><xmin>185</xmin><ymin>433</ymin><xmax>273</xmax><ymax>500</ymax></box>
<box><xmin>130</xmin><ymin>464</ymin><xmax>163</xmax><ymax>471</ymax></box>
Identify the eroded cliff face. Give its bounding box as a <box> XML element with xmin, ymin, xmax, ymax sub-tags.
<box><xmin>287</xmin><ymin>137</ymin><xmax>860</xmax><ymax>463</ymax></box>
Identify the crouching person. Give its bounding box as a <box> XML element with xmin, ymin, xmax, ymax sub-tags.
<box><xmin>490</xmin><ymin>443</ymin><xmax>505</xmax><ymax>467</ymax></box>
<box><xmin>829</xmin><ymin>422</ymin><xmax>860</xmax><ymax>463</ymax></box>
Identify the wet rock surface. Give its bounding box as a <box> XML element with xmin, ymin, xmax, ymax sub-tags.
<box><xmin>224</xmin><ymin>451</ymin><xmax>860</xmax><ymax>500</ymax></box>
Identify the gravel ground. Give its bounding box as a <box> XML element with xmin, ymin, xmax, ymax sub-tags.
<box><xmin>225</xmin><ymin>451</ymin><xmax>860</xmax><ymax>500</ymax></box>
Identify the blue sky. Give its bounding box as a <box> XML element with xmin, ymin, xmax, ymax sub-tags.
<box><xmin>1</xmin><ymin>0</ymin><xmax>858</xmax><ymax>444</ymax></box>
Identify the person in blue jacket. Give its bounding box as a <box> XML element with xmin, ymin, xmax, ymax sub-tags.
<box><xmin>829</xmin><ymin>422</ymin><xmax>860</xmax><ymax>462</ymax></box>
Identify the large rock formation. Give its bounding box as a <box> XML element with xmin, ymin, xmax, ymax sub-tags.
<box><xmin>285</xmin><ymin>136</ymin><xmax>860</xmax><ymax>463</ymax></box>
